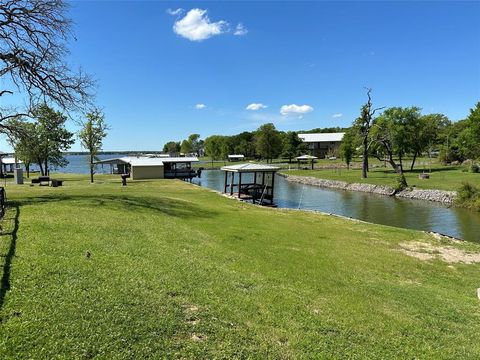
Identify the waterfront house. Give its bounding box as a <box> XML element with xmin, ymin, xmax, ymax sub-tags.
<box><xmin>298</xmin><ymin>133</ymin><xmax>345</xmax><ymax>158</ymax></box>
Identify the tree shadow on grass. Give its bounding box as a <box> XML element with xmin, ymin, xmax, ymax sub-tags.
<box><xmin>15</xmin><ymin>193</ymin><xmax>218</xmax><ymax>220</ymax></box>
<box><xmin>0</xmin><ymin>202</ymin><xmax>20</xmax><ymax>311</ymax></box>
<box><xmin>0</xmin><ymin>192</ymin><xmax>219</xmax><ymax>311</ymax></box>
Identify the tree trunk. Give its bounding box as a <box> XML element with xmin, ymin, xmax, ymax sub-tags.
<box><xmin>44</xmin><ymin>159</ymin><xmax>48</xmax><ymax>176</ymax></box>
<box><xmin>38</xmin><ymin>161</ymin><xmax>44</xmax><ymax>176</ymax></box>
<box><xmin>90</xmin><ymin>154</ymin><xmax>94</xmax><ymax>183</ymax></box>
<box><xmin>410</xmin><ymin>152</ymin><xmax>418</xmax><ymax>171</ymax></box>
<box><xmin>362</xmin><ymin>136</ymin><xmax>368</xmax><ymax>178</ymax></box>
<box><xmin>26</xmin><ymin>164</ymin><xmax>30</xmax><ymax>178</ymax></box>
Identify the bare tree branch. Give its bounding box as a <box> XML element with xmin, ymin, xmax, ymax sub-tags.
<box><xmin>0</xmin><ymin>0</ymin><xmax>95</xmax><ymax>131</ymax></box>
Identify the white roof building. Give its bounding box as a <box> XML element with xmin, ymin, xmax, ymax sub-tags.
<box><xmin>95</xmin><ymin>156</ymin><xmax>199</xmax><ymax>180</ymax></box>
<box><xmin>1</xmin><ymin>157</ymin><xmax>23</xmax><ymax>165</ymax></box>
<box><xmin>296</xmin><ymin>155</ymin><xmax>318</xmax><ymax>160</ymax></box>
<box><xmin>297</xmin><ymin>132</ymin><xmax>345</xmax><ymax>158</ymax></box>
<box><xmin>298</xmin><ymin>133</ymin><xmax>345</xmax><ymax>143</ymax></box>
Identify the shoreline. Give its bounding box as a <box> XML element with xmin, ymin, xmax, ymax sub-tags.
<box><xmin>278</xmin><ymin>173</ymin><xmax>457</xmax><ymax>205</ymax></box>
<box><xmin>188</xmin><ymin>180</ymin><xmax>463</xmax><ymax>242</ymax></box>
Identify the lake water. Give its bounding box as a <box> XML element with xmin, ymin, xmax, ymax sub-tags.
<box><xmin>51</xmin><ymin>154</ymin><xmax>126</xmax><ymax>174</ymax></box>
<box><xmin>192</xmin><ymin>170</ymin><xmax>480</xmax><ymax>243</ymax></box>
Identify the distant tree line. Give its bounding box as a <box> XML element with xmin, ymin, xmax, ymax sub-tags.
<box><xmin>163</xmin><ymin>124</ymin><xmax>309</xmax><ymax>164</ymax></box>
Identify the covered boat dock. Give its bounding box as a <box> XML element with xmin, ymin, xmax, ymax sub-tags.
<box><xmin>95</xmin><ymin>156</ymin><xmax>200</xmax><ymax>180</ymax></box>
<box><xmin>221</xmin><ymin>163</ymin><xmax>280</xmax><ymax>206</ymax></box>
<box><xmin>296</xmin><ymin>154</ymin><xmax>318</xmax><ymax>170</ymax></box>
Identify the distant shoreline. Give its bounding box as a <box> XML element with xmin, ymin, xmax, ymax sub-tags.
<box><xmin>62</xmin><ymin>151</ymin><xmax>165</xmax><ymax>155</ymax></box>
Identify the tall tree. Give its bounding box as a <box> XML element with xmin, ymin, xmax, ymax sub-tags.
<box><xmin>32</xmin><ymin>104</ymin><xmax>74</xmax><ymax>175</ymax></box>
<box><xmin>78</xmin><ymin>109</ymin><xmax>108</xmax><ymax>183</ymax></box>
<box><xmin>339</xmin><ymin>130</ymin><xmax>356</xmax><ymax>169</ymax></box>
<box><xmin>233</xmin><ymin>131</ymin><xmax>255</xmax><ymax>157</ymax></box>
<box><xmin>204</xmin><ymin>135</ymin><xmax>223</xmax><ymax>167</ymax></box>
<box><xmin>220</xmin><ymin>137</ymin><xmax>233</xmax><ymax>163</ymax></box>
<box><xmin>5</xmin><ymin>118</ymin><xmax>39</xmax><ymax>178</ymax></box>
<box><xmin>353</xmin><ymin>89</ymin><xmax>384</xmax><ymax>178</ymax></box>
<box><xmin>370</xmin><ymin>107</ymin><xmax>423</xmax><ymax>188</ymax></box>
<box><xmin>180</xmin><ymin>139</ymin><xmax>192</xmax><ymax>155</ymax></box>
<box><xmin>458</xmin><ymin>102</ymin><xmax>480</xmax><ymax>160</ymax></box>
<box><xmin>0</xmin><ymin>0</ymin><xmax>93</xmax><ymax>134</ymax></box>
<box><xmin>255</xmin><ymin>123</ymin><xmax>282</xmax><ymax>163</ymax></box>
<box><xmin>282</xmin><ymin>131</ymin><xmax>302</xmax><ymax>163</ymax></box>
<box><xmin>163</xmin><ymin>141</ymin><xmax>180</xmax><ymax>155</ymax></box>
<box><xmin>187</xmin><ymin>134</ymin><xmax>201</xmax><ymax>155</ymax></box>
<box><xmin>409</xmin><ymin>113</ymin><xmax>449</xmax><ymax>170</ymax></box>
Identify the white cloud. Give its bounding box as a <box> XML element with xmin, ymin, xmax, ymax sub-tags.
<box><xmin>195</xmin><ymin>103</ymin><xmax>207</xmax><ymax>110</ymax></box>
<box><xmin>234</xmin><ymin>23</ymin><xmax>248</xmax><ymax>36</ymax></box>
<box><xmin>166</xmin><ymin>8</ymin><xmax>183</xmax><ymax>16</ymax></box>
<box><xmin>173</xmin><ymin>8</ymin><xmax>228</xmax><ymax>41</ymax></box>
<box><xmin>332</xmin><ymin>113</ymin><xmax>343</xmax><ymax>118</ymax></box>
<box><xmin>280</xmin><ymin>104</ymin><xmax>314</xmax><ymax>116</ymax></box>
<box><xmin>246</xmin><ymin>103</ymin><xmax>267</xmax><ymax>111</ymax></box>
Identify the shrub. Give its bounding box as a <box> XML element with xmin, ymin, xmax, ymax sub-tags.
<box><xmin>457</xmin><ymin>182</ymin><xmax>477</xmax><ymax>201</ymax></box>
<box><xmin>470</xmin><ymin>164</ymin><xmax>479</xmax><ymax>173</ymax></box>
<box><xmin>438</xmin><ymin>146</ymin><xmax>465</xmax><ymax>164</ymax></box>
<box><xmin>395</xmin><ymin>174</ymin><xmax>408</xmax><ymax>191</ymax></box>
<box><xmin>456</xmin><ymin>182</ymin><xmax>480</xmax><ymax>211</ymax></box>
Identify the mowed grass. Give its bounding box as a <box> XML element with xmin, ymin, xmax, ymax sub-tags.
<box><xmin>284</xmin><ymin>165</ymin><xmax>480</xmax><ymax>191</ymax></box>
<box><xmin>0</xmin><ymin>174</ymin><xmax>480</xmax><ymax>358</ymax></box>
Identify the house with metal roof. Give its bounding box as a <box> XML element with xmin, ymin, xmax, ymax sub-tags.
<box><xmin>298</xmin><ymin>132</ymin><xmax>345</xmax><ymax>158</ymax></box>
<box><xmin>95</xmin><ymin>156</ymin><xmax>200</xmax><ymax>180</ymax></box>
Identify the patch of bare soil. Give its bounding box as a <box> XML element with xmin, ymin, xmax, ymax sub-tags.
<box><xmin>400</xmin><ymin>241</ymin><xmax>480</xmax><ymax>264</ymax></box>
<box><xmin>191</xmin><ymin>333</ymin><xmax>206</xmax><ymax>342</ymax></box>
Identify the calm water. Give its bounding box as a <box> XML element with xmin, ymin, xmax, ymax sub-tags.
<box><xmin>52</xmin><ymin>154</ymin><xmax>125</xmax><ymax>174</ymax></box>
<box><xmin>192</xmin><ymin>170</ymin><xmax>480</xmax><ymax>243</ymax></box>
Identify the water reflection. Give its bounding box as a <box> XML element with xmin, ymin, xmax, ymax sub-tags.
<box><xmin>193</xmin><ymin>170</ymin><xmax>480</xmax><ymax>243</ymax></box>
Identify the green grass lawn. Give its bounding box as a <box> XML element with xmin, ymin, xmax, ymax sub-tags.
<box><xmin>1</xmin><ymin>174</ymin><xmax>480</xmax><ymax>358</ymax></box>
<box><xmin>284</xmin><ymin>165</ymin><xmax>480</xmax><ymax>191</ymax></box>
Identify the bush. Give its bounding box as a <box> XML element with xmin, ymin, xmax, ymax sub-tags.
<box><xmin>395</xmin><ymin>173</ymin><xmax>408</xmax><ymax>191</ymax></box>
<box><xmin>470</xmin><ymin>164</ymin><xmax>479</xmax><ymax>173</ymax></box>
<box><xmin>438</xmin><ymin>146</ymin><xmax>465</xmax><ymax>165</ymax></box>
<box><xmin>456</xmin><ymin>182</ymin><xmax>480</xmax><ymax>211</ymax></box>
<box><xmin>457</xmin><ymin>182</ymin><xmax>477</xmax><ymax>201</ymax></box>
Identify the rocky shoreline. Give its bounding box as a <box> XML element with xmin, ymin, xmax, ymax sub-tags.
<box><xmin>279</xmin><ymin>173</ymin><xmax>457</xmax><ymax>205</ymax></box>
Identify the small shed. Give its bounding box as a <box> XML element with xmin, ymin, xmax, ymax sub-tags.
<box><xmin>1</xmin><ymin>157</ymin><xmax>23</xmax><ymax>173</ymax></box>
<box><xmin>295</xmin><ymin>154</ymin><xmax>318</xmax><ymax>170</ymax></box>
<box><xmin>129</xmin><ymin>157</ymin><xmax>165</xmax><ymax>180</ymax></box>
<box><xmin>221</xmin><ymin>163</ymin><xmax>280</xmax><ymax>206</ymax></box>
<box><xmin>228</xmin><ymin>154</ymin><xmax>245</xmax><ymax>162</ymax></box>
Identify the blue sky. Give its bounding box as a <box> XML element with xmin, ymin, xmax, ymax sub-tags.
<box><xmin>3</xmin><ymin>1</ymin><xmax>480</xmax><ymax>151</ymax></box>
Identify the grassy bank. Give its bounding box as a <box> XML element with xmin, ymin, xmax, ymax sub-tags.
<box><xmin>283</xmin><ymin>166</ymin><xmax>480</xmax><ymax>192</ymax></box>
<box><xmin>1</xmin><ymin>175</ymin><xmax>480</xmax><ymax>358</ymax></box>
